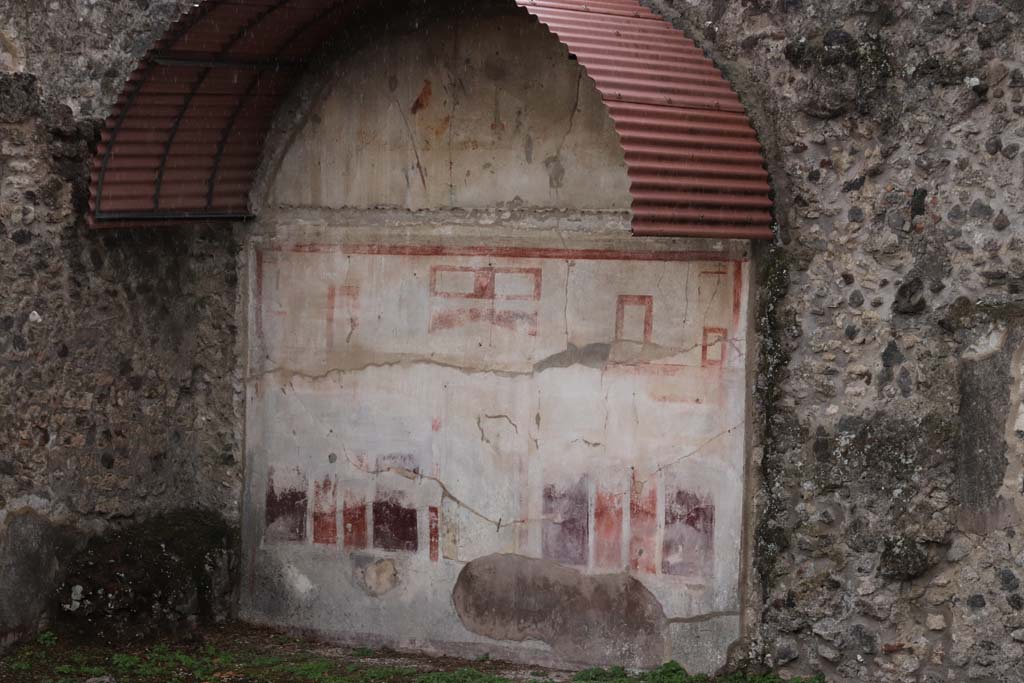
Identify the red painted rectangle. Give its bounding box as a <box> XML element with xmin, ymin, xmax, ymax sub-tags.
<box><xmin>430</xmin><ymin>266</ymin><xmax>543</xmax><ymax>301</ymax></box>
<box><xmin>281</xmin><ymin>243</ymin><xmax>739</xmax><ymax>264</ymax></box>
<box><xmin>594</xmin><ymin>488</ymin><xmax>624</xmax><ymax>569</ymax></box>
<box><xmin>629</xmin><ymin>474</ymin><xmax>657</xmax><ymax>574</ymax></box>
<box><xmin>343</xmin><ymin>498</ymin><xmax>368</xmax><ymax>550</ymax></box>
<box><xmin>542</xmin><ymin>477</ymin><xmax>589</xmax><ymax>566</ymax></box>
<box><xmin>494</xmin><ymin>268</ymin><xmax>543</xmax><ymax>301</ymax></box>
<box><xmin>615</xmin><ymin>295</ymin><xmax>654</xmax><ymax>343</ymax></box>
<box><xmin>312</xmin><ymin>475</ymin><xmax>337</xmax><ymax>546</ymax></box>
<box><xmin>429</xmin><ymin>308</ymin><xmax>538</xmax><ymax>336</ymax></box>
<box><xmin>702</xmin><ymin>327</ymin><xmax>728</xmax><ymax>367</ymax></box>
<box><xmin>373</xmin><ymin>492</ymin><xmax>419</xmax><ymax>552</ymax></box>
<box><xmin>431</xmin><ymin>266</ymin><xmax>495</xmax><ymax>299</ymax></box>
<box><xmin>325</xmin><ymin>284</ymin><xmax>359</xmax><ymax>349</ymax></box>
<box><xmin>662</xmin><ymin>488</ymin><xmax>715</xmax><ymax>578</ymax></box>
<box><xmin>429</xmin><ymin>506</ymin><xmax>440</xmax><ymax>562</ymax></box>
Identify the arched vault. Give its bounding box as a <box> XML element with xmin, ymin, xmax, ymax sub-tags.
<box><xmin>89</xmin><ymin>0</ymin><xmax>773</xmax><ymax>240</ymax></box>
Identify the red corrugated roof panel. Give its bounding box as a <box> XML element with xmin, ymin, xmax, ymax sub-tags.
<box><xmin>515</xmin><ymin>0</ymin><xmax>773</xmax><ymax>239</ymax></box>
<box><xmin>88</xmin><ymin>0</ymin><xmax>773</xmax><ymax>239</ymax></box>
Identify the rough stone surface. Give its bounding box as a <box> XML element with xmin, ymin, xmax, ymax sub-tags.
<box><xmin>2</xmin><ymin>0</ymin><xmax>1024</xmax><ymax>680</ymax></box>
<box><xmin>453</xmin><ymin>554</ymin><xmax>668</xmax><ymax>667</ymax></box>
<box><xmin>643</xmin><ymin>0</ymin><xmax>1024</xmax><ymax>680</ymax></box>
<box><xmin>0</xmin><ymin>509</ymin><xmax>82</xmax><ymax>651</ymax></box>
<box><xmin>0</xmin><ymin>0</ymin><xmax>241</xmax><ymax>651</ymax></box>
<box><xmin>53</xmin><ymin>510</ymin><xmax>239</xmax><ymax>643</ymax></box>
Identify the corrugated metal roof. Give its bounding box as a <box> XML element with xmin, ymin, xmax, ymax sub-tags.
<box><xmin>88</xmin><ymin>0</ymin><xmax>773</xmax><ymax>240</ymax></box>
<box><xmin>516</xmin><ymin>0</ymin><xmax>773</xmax><ymax>239</ymax></box>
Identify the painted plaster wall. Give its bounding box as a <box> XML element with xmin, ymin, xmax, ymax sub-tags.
<box><xmin>265</xmin><ymin>12</ymin><xmax>631</xmax><ymax>212</ymax></box>
<box><xmin>243</xmin><ymin>10</ymin><xmax>752</xmax><ymax>673</ymax></box>
<box><xmin>5</xmin><ymin>1</ymin><xmax>1024</xmax><ymax>680</ymax></box>
<box><xmin>242</xmin><ymin>219</ymin><xmax>751</xmax><ymax>672</ymax></box>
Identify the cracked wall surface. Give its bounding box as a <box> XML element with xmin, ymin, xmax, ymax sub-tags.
<box><xmin>241</xmin><ymin>11</ymin><xmax>752</xmax><ymax>671</ymax></box>
<box><xmin>242</xmin><ymin>219</ymin><xmax>751</xmax><ymax>672</ymax></box>
<box><xmin>264</xmin><ymin>12</ymin><xmax>630</xmax><ymax>212</ymax></box>
<box><xmin>7</xmin><ymin>0</ymin><xmax>1024</xmax><ymax>680</ymax></box>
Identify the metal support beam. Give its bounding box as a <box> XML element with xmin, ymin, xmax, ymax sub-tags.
<box><xmin>152</xmin><ymin>54</ymin><xmax>304</xmax><ymax>70</ymax></box>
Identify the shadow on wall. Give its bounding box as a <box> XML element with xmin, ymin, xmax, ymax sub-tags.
<box><xmin>0</xmin><ymin>510</ymin><xmax>83</xmax><ymax>652</ymax></box>
<box><xmin>0</xmin><ymin>509</ymin><xmax>239</xmax><ymax>651</ymax></box>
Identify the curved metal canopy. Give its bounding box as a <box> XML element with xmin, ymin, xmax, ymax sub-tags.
<box><xmin>89</xmin><ymin>0</ymin><xmax>774</xmax><ymax>240</ymax></box>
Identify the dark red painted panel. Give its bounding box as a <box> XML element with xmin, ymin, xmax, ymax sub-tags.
<box><xmin>662</xmin><ymin>488</ymin><xmax>714</xmax><ymax>578</ymax></box>
<box><xmin>343</xmin><ymin>498</ymin><xmax>368</xmax><ymax>550</ymax></box>
<box><xmin>594</xmin><ymin>487</ymin><xmax>623</xmax><ymax>569</ymax></box>
<box><xmin>373</xmin><ymin>492</ymin><xmax>419</xmax><ymax>552</ymax></box>
<box><xmin>312</xmin><ymin>475</ymin><xmax>337</xmax><ymax>545</ymax></box>
<box><xmin>429</xmin><ymin>506</ymin><xmax>440</xmax><ymax>562</ymax></box>
<box><xmin>265</xmin><ymin>467</ymin><xmax>307</xmax><ymax>543</ymax></box>
<box><xmin>542</xmin><ymin>478</ymin><xmax>589</xmax><ymax>566</ymax></box>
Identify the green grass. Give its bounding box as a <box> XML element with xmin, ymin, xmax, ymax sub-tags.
<box><xmin>0</xmin><ymin>627</ymin><xmax>825</xmax><ymax>683</ymax></box>
<box><xmin>418</xmin><ymin>669</ymin><xmax>514</xmax><ymax>683</ymax></box>
<box><xmin>574</xmin><ymin>662</ymin><xmax>825</xmax><ymax>683</ymax></box>
<box><xmin>36</xmin><ymin>632</ymin><xmax>58</xmax><ymax>648</ymax></box>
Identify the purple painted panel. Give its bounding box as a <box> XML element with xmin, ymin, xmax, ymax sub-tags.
<box><xmin>662</xmin><ymin>488</ymin><xmax>714</xmax><ymax>578</ymax></box>
<box><xmin>265</xmin><ymin>467</ymin><xmax>307</xmax><ymax>543</ymax></box>
<box><xmin>542</xmin><ymin>478</ymin><xmax>589</xmax><ymax>566</ymax></box>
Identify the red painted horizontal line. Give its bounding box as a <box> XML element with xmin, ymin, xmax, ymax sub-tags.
<box><xmin>270</xmin><ymin>243</ymin><xmax>742</xmax><ymax>263</ymax></box>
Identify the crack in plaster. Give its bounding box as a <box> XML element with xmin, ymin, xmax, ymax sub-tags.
<box><xmin>394</xmin><ymin>94</ymin><xmax>428</xmax><ymax>191</ymax></box>
<box><xmin>556</xmin><ymin>69</ymin><xmax>584</xmax><ymax>155</ymax></box>
<box><xmin>251</xmin><ymin>331</ymin><xmax>745</xmax><ymax>385</ymax></box>
<box><xmin>339</xmin><ymin>423</ymin><xmax>740</xmax><ymax>535</ymax></box>
<box><xmin>482</xmin><ymin>414</ymin><xmax>519</xmax><ymax>434</ymax></box>
<box><xmin>250</xmin><ymin>332</ymin><xmax>746</xmax><ymax>386</ymax></box>
<box><xmin>477</xmin><ymin>413</ymin><xmax>520</xmax><ymax>450</ymax></box>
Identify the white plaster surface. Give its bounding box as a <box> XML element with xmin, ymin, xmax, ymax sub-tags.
<box><xmin>243</xmin><ymin>229</ymin><xmax>751</xmax><ymax>671</ymax></box>
<box><xmin>266</xmin><ymin>13</ymin><xmax>630</xmax><ymax>212</ymax></box>
<box><xmin>244</xmin><ymin>8</ymin><xmax>751</xmax><ymax>672</ymax></box>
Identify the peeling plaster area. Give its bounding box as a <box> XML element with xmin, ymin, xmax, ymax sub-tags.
<box><xmin>241</xmin><ymin>8</ymin><xmax>750</xmax><ymax>674</ymax></box>
<box><xmin>241</xmin><ymin>227</ymin><xmax>750</xmax><ymax>672</ymax></box>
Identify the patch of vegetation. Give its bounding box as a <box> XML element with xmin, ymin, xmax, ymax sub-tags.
<box><xmin>0</xmin><ymin>626</ymin><xmax>824</xmax><ymax>683</ymax></box>
<box><xmin>36</xmin><ymin>631</ymin><xmax>58</xmax><ymax>648</ymax></box>
<box><xmin>418</xmin><ymin>668</ymin><xmax>512</xmax><ymax>683</ymax></box>
<box><xmin>574</xmin><ymin>662</ymin><xmax>825</xmax><ymax>683</ymax></box>
<box><xmin>363</xmin><ymin>666</ymin><xmax>421</xmax><ymax>681</ymax></box>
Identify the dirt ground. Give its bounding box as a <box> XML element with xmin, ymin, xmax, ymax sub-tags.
<box><xmin>0</xmin><ymin>623</ymin><xmax>823</xmax><ymax>683</ymax></box>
